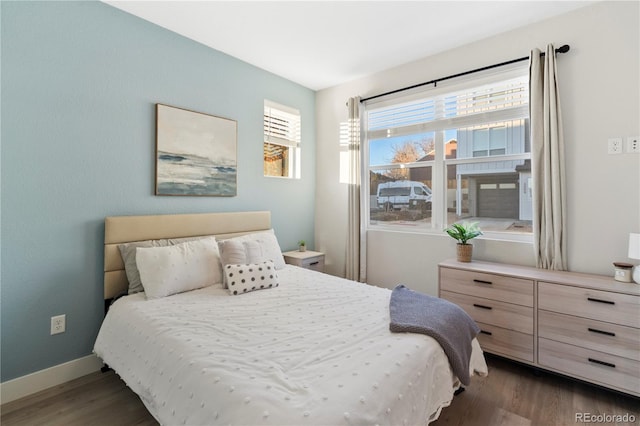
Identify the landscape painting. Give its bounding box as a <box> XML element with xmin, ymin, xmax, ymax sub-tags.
<box><xmin>156</xmin><ymin>104</ymin><xmax>237</xmax><ymax>196</ymax></box>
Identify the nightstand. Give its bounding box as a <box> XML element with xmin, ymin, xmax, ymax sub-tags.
<box><xmin>282</xmin><ymin>250</ymin><xmax>325</xmax><ymax>273</ymax></box>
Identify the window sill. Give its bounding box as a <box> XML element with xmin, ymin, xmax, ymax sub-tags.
<box><xmin>366</xmin><ymin>225</ymin><xmax>533</xmax><ymax>244</ymax></box>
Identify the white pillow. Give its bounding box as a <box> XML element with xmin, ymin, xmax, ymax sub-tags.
<box><xmin>136</xmin><ymin>237</ymin><xmax>222</xmax><ymax>299</ymax></box>
<box><xmin>225</xmin><ymin>261</ymin><xmax>279</xmax><ymax>295</ymax></box>
<box><xmin>222</xmin><ymin>229</ymin><xmax>286</xmax><ymax>270</ymax></box>
<box><xmin>118</xmin><ymin>236</ymin><xmax>211</xmax><ymax>295</ymax></box>
<box><xmin>218</xmin><ymin>239</ymin><xmax>264</xmax><ymax>265</ymax></box>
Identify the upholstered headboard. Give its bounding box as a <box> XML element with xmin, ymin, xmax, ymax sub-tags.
<box><xmin>104</xmin><ymin>211</ymin><xmax>271</xmax><ymax>300</ymax></box>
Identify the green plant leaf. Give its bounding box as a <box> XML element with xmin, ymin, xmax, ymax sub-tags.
<box><xmin>444</xmin><ymin>221</ymin><xmax>483</xmax><ymax>244</ymax></box>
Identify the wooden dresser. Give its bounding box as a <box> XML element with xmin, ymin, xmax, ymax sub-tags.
<box><xmin>439</xmin><ymin>259</ymin><xmax>640</xmax><ymax>397</ymax></box>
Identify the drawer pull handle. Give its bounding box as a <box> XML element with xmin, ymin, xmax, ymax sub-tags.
<box><xmin>479</xmin><ymin>330</ymin><xmax>493</xmax><ymax>336</ymax></box>
<box><xmin>473</xmin><ymin>303</ymin><xmax>493</xmax><ymax>310</ymax></box>
<box><xmin>473</xmin><ymin>279</ymin><xmax>493</xmax><ymax>285</ymax></box>
<box><xmin>588</xmin><ymin>328</ymin><xmax>616</xmax><ymax>337</ymax></box>
<box><xmin>588</xmin><ymin>358</ymin><xmax>616</xmax><ymax>368</ymax></box>
<box><xmin>309</xmin><ymin>261</ymin><xmax>319</xmax><ymax>266</ymax></box>
<box><xmin>587</xmin><ymin>297</ymin><xmax>615</xmax><ymax>305</ymax></box>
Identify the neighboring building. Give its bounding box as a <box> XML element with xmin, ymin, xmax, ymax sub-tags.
<box><xmin>455</xmin><ymin>119</ymin><xmax>531</xmax><ymax>220</ymax></box>
<box><xmin>409</xmin><ymin>120</ymin><xmax>533</xmax><ymax>222</ymax></box>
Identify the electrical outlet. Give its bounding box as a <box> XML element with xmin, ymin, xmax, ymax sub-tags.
<box><xmin>608</xmin><ymin>138</ymin><xmax>623</xmax><ymax>154</ymax></box>
<box><xmin>627</xmin><ymin>136</ymin><xmax>639</xmax><ymax>153</ymax></box>
<box><xmin>51</xmin><ymin>314</ymin><xmax>66</xmax><ymax>335</ymax></box>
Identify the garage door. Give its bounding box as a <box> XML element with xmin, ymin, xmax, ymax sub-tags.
<box><xmin>477</xmin><ymin>176</ymin><xmax>518</xmax><ymax>219</ymax></box>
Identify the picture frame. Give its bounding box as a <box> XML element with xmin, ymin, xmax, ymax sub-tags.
<box><xmin>155</xmin><ymin>103</ymin><xmax>237</xmax><ymax>196</ymax></box>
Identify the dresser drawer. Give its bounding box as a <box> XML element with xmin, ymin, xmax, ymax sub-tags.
<box><xmin>476</xmin><ymin>321</ymin><xmax>534</xmax><ymax>362</ymax></box>
<box><xmin>440</xmin><ymin>267</ymin><xmax>533</xmax><ymax>307</ymax></box>
<box><xmin>300</xmin><ymin>256</ymin><xmax>324</xmax><ymax>272</ymax></box>
<box><xmin>441</xmin><ymin>291</ymin><xmax>533</xmax><ymax>334</ymax></box>
<box><xmin>539</xmin><ymin>282</ymin><xmax>640</xmax><ymax>328</ymax></box>
<box><xmin>539</xmin><ymin>338</ymin><xmax>640</xmax><ymax>396</ymax></box>
<box><xmin>539</xmin><ymin>310</ymin><xmax>640</xmax><ymax>361</ymax></box>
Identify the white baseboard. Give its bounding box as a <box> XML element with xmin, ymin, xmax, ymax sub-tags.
<box><xmin>0</xmin><ymin>354</ymin><xmax>103</xmax><ymax>404</ymax></box>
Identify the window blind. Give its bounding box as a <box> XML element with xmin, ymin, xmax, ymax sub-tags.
<box><xmin>264</xmin><ymin>104</ymin><xmax>301</xmax><ymax>148</ymax></box>
<box><xmin>367</xmin><ymin>75</ymin><xmax>528</xmax><ymax>140</ymax></box>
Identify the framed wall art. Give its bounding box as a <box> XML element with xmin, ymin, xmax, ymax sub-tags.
<box><xmin>155</xmin><ymin>103</ymin><xmax>237</xmax><ymax>196</ymax></box>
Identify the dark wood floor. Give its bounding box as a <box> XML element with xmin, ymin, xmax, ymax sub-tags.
<box><xmin>2</xmin><ymin>355</ymin><xmax>638</xmax><ymax>426</ymax></box>
<box><xmin>432</xmin><ymin>355</ymin><xmax>639</xmax><ymax>426</ymax></box>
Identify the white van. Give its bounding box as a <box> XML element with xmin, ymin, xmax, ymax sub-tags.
<box><xmin>376</xmin><ymin>181</ymin><xmax>432</xmax><ymax>211</ymax></box>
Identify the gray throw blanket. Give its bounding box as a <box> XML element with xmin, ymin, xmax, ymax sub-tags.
<box><xmin>389</xmin><ymin>285</ymin><xmax>480</xmax><ymax>385</ymax></box>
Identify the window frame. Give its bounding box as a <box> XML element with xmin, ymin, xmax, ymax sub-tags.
<box><xmin>264</xmin><ymin>100</ymin><xmax>301</xmax><ymax>179</ymax></box>
<box><xmin>362</xmin><ymin>64</ymin><xmax>533</xmax><ymax>243</ymax></box>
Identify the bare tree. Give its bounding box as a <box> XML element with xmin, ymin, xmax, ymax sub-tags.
<box><xmin>418</xmin><ymin>137</ymin><xmax>435</xmax><ymax>157</ymax></box>
<box><xmin>390</xmin><ymin>142</ymin><xmax>421</xmax><ymax>164</ymax></box>
<box><xmin>386</xmin><ymin>139</ymin><xmax>434</xmax><ymax>180</ymax></box>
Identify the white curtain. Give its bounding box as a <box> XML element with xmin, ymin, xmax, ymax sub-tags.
<box><xmin>530</xmin><ymin>44</ymin><xmax>567</xmax><ymax>270</ymax></box>
<box><xmin>345</xmin><ymin>97</ymin><xmax>365</xmax><ymax>281</ymax></box>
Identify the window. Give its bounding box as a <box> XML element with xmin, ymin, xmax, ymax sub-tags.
<box><xmin>471</xmin><ymin>125</ymin><xmax>507</xmax><ymax>157</ymax></box>
<box><xmin>364</xmin><ymin>66</ymin><xmax>532</xmax><ymax>238</ymax></box>
<box><xmin>264</xmin><ymin>100</ymin><xmax>301</xmax><ymax>179</ymax></box>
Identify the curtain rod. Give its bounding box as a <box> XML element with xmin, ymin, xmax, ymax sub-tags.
<box><xmin>359</xmin><ymin>44</ymin><xmax>570</xmax><ymax>103</ymax></box>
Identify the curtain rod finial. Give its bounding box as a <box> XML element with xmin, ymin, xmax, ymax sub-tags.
<box><xmin>557</xmin><ymin>44</ymin><xmax>570</xmax><ymax>53</ymax></box>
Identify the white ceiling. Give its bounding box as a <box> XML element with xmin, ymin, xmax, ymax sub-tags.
<box><xmin>104</xmin><ymin>1</ymin><xmax>592</xmax><ymax>90</ymax></box>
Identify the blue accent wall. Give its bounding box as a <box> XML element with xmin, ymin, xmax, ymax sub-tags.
<box><xmin>1</xmin><ymin>1</ymin><xmax>316</xmax><ymax>381</ymax></box>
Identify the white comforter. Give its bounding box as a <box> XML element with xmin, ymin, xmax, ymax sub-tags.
<box><xmin>94</xmin><ymin>266</ymin><xmax>487</xmax><ymax>426</ymax></box>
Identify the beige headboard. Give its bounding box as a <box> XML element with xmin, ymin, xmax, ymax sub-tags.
<box><xmin>104</xmin><ymin>211</ymin><xmax>271</xmax><ymax>299</ymax></box>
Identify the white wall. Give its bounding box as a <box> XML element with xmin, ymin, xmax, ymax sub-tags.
<box><xmin>316</xmin><ymin>1</ymin><xmax>640</xmax><ymax>295</ymax></box>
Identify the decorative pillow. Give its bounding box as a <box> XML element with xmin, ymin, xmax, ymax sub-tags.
<box><xmin>218</xmin><ymin>239</ymin><xmax>264</xmax><ymax>266</ymax></box>
<box><xmin>221</xmin><ymin>229</ymin><xmax>286</xmax><ymax>270</ymax></box>
<box><xmin>118</xmin><ymin>240</ymin><xmax>162</xmax><ymax>295</ymax></box>
<box><xmin>135</xmin><ymin>237</ymin><xmax>223</xmax><ymax>299</ymax></box>
<box><xmin>225</xmin><ymin>261</ymin><xmax>279</xmax><ymax>295</ymax></box>
<box><xmin>119</xmin><ymin>236</ymin><xmax>212</xmax><ymax>294</ymax></box>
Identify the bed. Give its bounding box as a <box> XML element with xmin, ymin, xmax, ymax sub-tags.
<box><xmin>94</xmin><ymin>211</ymin><xmax>487</xmax><ymax>425</ymax></box>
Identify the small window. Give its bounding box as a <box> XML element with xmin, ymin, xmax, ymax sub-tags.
<box><xmin>264</xmin><ymin>100</ymin><xmax>301</xmax><ymax>179</ymax></box>
<box><xmin>472</xmin><ymin>125</ymin><xmax>507</xmax><ymax>157</ymax></box>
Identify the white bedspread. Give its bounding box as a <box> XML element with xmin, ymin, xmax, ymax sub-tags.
<box><xmin>94</xmin><ymin>266</ymin><xmax>487</xmax><ymax>425</ymax></box>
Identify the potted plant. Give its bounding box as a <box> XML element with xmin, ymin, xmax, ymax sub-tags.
<box><xmin>298</xmin><ymin>240</ymin><xmax>306</xmax><ymax>252</ymax></box>
<box><xmin>444</xmin><ymin>222</ymin><xmax>482</xmax><ymax>262</ymax></box>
